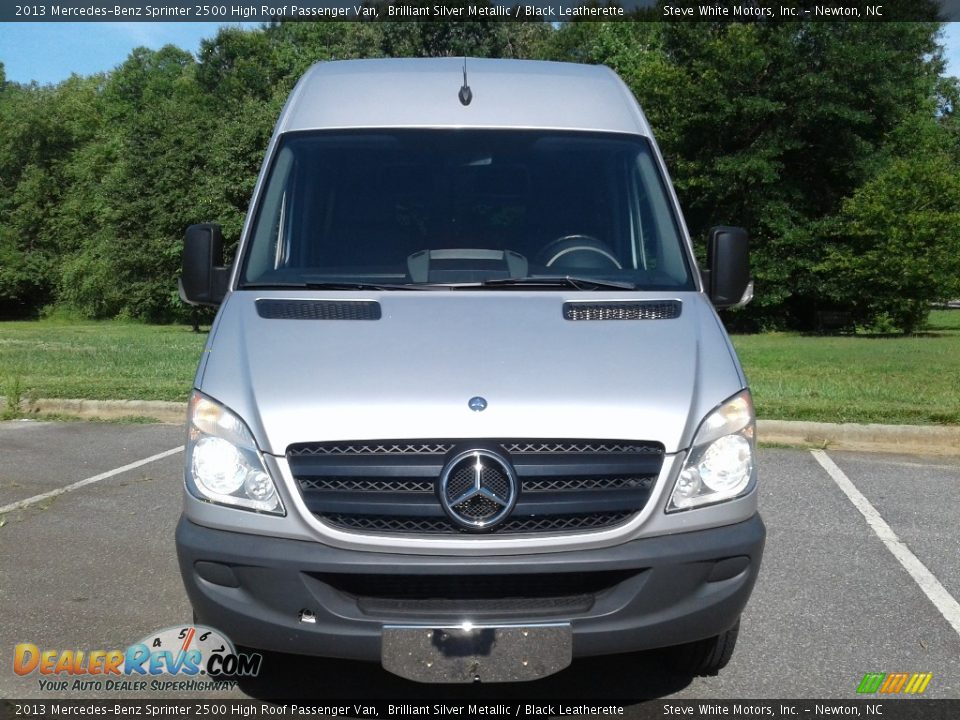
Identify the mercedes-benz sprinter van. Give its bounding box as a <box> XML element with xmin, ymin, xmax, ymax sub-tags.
<box><xmin>177</xmin><ymin>58</ymin><xmax>764</xmax><ymax>683</ymax></box>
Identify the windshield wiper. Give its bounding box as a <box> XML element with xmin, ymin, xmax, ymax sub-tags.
<box><xmin>459</xmin><ymin>276</ymin><xmax>638</xmax><ymax>291</ymax></box>
<box><xmin>239</xmin><ymin>281</ymin><xmax>435</xmax><ymax>291</ymax></box>
<box><xmin>240</xmin><ymin>277</ymin><xmax>638</xmax><ymax>292</ymax></box>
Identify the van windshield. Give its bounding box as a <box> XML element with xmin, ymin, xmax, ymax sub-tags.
<box><xmin>239</xmin><ymin>130</ymin><xmax>695</xmax><ymax>290</ymax></box>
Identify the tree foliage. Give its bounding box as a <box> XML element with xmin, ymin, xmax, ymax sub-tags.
<box><xmin>544</xmin><ymin>20</ymin><xmax>952</xmax><ymax>331</ymax></box>
<box><xmin>0</xmin><ymin>74</ymin><xmax>102</xmax><ymax>317</ymax></box>
<box><xmin>0</xmin><ymin>20</ymin><xmax>956</xmax><ymax>332</ymax></box>
<box><xmin>815</xmin><ymin>121</ymin><xmax>960</xmax><ymax>333</ymax></box>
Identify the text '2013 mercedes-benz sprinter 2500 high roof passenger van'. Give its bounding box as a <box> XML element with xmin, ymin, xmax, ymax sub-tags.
<box><xmin>177</xmin><ymin>58</ymin><xmax>764</xmax><ymax>683</ymax></box>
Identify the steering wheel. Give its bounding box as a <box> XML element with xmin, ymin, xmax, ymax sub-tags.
<box><xmin>537</xmin><ymin>234</ymin><xmax>623</xmax><ymax>271</ymax></box>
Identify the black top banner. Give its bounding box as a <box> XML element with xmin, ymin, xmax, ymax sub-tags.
<box><xmin>4</xmin><ymin>700</ymin><xmax>960</xmax><ymax>720</ymax></box>
<box><xmin>1</xmin><ymin>0</ymin><xmax>954</xmax><ymax>23</ymax></box>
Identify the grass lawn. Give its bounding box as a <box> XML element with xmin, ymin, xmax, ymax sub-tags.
<box><xmin>1</xmin><ymin>310</ymin><xmax>958</xmax><ymax>425</ymax></box>
<box><xmin>0</xmin><ymin>318</ymin><xmax>207</xmax><ymax>403</ymax></box>
<box><xmin>731</xmin><ymin>310</ymin><xmax>960</xmax><ymax>425</ymax></box>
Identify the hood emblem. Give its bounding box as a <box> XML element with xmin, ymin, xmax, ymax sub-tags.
<box><xmin>468</xmin><ymin>396</ymin><xmax>488</xmax><ymax>412</ymax></box>
<box><xmin>438</xmin><ymin>450</ymin><xmax>518</xmax><ymax>531</ymax></box>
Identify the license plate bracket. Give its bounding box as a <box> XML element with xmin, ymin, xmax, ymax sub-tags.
<box><xmin>381</xmin><ymin>623</ymin><xmax>572</xmax><ymax>683</ymax></box>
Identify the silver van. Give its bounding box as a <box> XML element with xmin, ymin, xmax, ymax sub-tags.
<box><xmin>177</xmin><ymin>57</ymin><xmax>764</xmax><ymax>683</ymax></box>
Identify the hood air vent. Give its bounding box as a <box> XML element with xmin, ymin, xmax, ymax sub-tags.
<box><xmin>563</xmin><ymin>301</ymin><xmax>682</xmax><ymax>321</ymax></box>
<box><xmin>256</xmin><ymin>299</ymin><xmax>381</xmax><ymax>321</ymax></box>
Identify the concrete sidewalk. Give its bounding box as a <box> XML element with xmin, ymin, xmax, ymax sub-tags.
<box><xmin>3</xmin><ymin>396</ymin><xmax>960</xmax><ymax>456</ymax></box>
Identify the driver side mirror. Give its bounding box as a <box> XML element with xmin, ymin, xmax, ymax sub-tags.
<box><xmin>705</xmin><ymin>226</ymin><xmax>752</xmax><ymax>309</ymax></box>
<box><xmin>179</xmin><ymin>223</ymin><xmax>230</xmax><ymax>307</ymax></box>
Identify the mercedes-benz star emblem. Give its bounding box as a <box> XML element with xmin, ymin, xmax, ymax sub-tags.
<box><xmin>468</xmin><ymin>396</ymin><xmax>488</xmax><ymax>412</ymax></box>
<box><xmin>438</xmin><ymin>449</ymin><xmax>518</xmax><ymax>531</ymax></box>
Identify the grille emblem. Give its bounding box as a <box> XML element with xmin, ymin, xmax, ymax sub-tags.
<box><xmin>438</xmin><ymin>450</ymin><xmax>518</xmax><ymax>531</ymax></box>
<box><xmin>468</xmin><ymin>396</ymin><xmax>488</xmax><ymax>412</ymax></box>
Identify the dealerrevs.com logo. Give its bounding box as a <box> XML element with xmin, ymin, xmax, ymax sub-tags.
<box><xmin>13</xmin><ymin>625</ymin><xmax>261</xmax><ymax>692</ymax></box>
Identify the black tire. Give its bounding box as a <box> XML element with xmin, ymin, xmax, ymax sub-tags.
<box><xmin>667</xmin><ymin>618</ymin><xmax>740</xmax><ymax>676</ymax></box>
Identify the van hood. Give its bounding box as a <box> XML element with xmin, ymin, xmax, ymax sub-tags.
<box><xmin>197</xmin><ymin>291</ymin><xmax>745</xmax><ymax>456</ymax></box>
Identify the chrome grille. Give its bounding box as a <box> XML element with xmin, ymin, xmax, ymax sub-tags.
<box><xmin>288</xmin><ymin>438</ymin><xmax>663</xmax><ymax>536</ymax></box>
<box><xmin>298</xmin><ymin>478</ymin><xmax>434</xmax><ymax>493</ymax></box>
<box><xmin>502</xmin><ymin>440</ymin><xmax>661</xmax><ymax>455</ymax></box>
<box><xmin>522</xmin><ymin>476</ymin><xmax>654</xmax><ymax>492</ymax></box>
<box><xmin>289</xmin><ymin>441</ymin><xmax>455</xmax><ymax>457</ymax></box>
<box><xmin>321</xmin><ymin>511</ymin><xmax>637</xmax><ymax>535</ymax></box>
<box><xmin>447</xmin><ymin>465</ymin><xmax>476</xmax><ymax>498</ymax></box>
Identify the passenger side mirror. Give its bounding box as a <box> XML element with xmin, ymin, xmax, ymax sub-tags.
<box><xmin>706</xmin><ymin>226</ymin><xmax>752</xmax><ymax>309</ymax></box>
<box><xmin>179</xmin><ymin>223</ymin><xmax>230</xmax><ymax>307</ymax></box>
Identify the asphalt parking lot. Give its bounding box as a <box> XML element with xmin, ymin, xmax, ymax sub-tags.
<box><xmin>1</xmin><ymin>420</ymin><xmax>958</xmax><ymax>704</ymax></box>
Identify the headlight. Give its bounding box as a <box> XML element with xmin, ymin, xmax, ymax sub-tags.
<box><xmin>668</xmin><ymin>390</ymin><xmax>756</xmax><ymax>512</ymax></box>
<box><xmin>185</xmin><ymin>391</ymin><xmax>284</xmax><ymax>514</ymax></box>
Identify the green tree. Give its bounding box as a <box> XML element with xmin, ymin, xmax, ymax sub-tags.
<box><xmin>3</xmin><ymin>19</ymin><xmax>957</xmax><ymax>330</ymax></box>
<box><xmin>552</xmin><ymin>20</ymin><xmax>948</xmax><ymax>330</ymax></box>
<box><xmin>0</xmin><ymin>75</ymin><xmax>102</xmax><ymax>317</ymax></box>
<box><xmin>815</xmin><ymin>114</ymin><xmax>960</xmax><ymax>333</ymax></box>
<box><xmin>59</xmin><ymin>47</ymin><xmax>211</xmax><ymax>321</ymax></box>
<box><xmin>377</xmin><ymin>14</ymin><xmax>551</xmax><ymax>59</ymax></box>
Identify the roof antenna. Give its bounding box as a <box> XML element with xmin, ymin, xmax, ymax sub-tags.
<box><xmin>458</xmin><ymin>58</ymin><xmax>473</xmax><ymax>106</ymax></box>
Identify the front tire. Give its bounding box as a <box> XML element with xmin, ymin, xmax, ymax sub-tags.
<box><xmin>668</xmin><ymin>618</ymin><xmax>740</xmax><ymax>676</ymax></box>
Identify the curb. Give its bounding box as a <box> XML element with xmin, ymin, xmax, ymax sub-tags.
<box><xmin>4</xmin><ymin>397</ymin><xmax>186</xmax><ymax>424</ymax></box>
<box><xmin>759</xmin><ymin>420</ymin><xmax>960</xmax><ymax>457</ymax></box>
<box><xmin>3</xmin><ymin>398</ymin><xmax>959</xmax><ymax>456</ymax></box>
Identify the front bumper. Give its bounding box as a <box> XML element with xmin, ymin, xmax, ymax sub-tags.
<box><xmin>176</xmin><ymin>514</ymin><xmax>764</xmax><ymax>662</ymax></box>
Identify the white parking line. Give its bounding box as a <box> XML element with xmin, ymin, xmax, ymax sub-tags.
<box><xmin>832</xmin><ymin>456</ymin><xmax>960</xmax><ymax>473</ymax></box>
<box><xmin>0</xmin><ymin>446</ymin><xmax>184</xmax><ymax>515</ymax></box>
<box><xmin>812</xmin><ymin>449</ymin><xmax>960</xmax><ymax>639</ymax></box>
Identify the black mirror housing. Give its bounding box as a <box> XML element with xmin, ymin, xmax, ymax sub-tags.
<box><xmin>179</xmin><ymin>223</ymin><xmax>229</xmax><ymax>307</ymax></box>
<box><xmin>706</xmin><ymin>226</ymin><xmax>751</xmax><ymax>309</ymax></box>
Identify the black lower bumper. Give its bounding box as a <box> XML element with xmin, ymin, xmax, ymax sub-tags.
<box><xmin>175</xmin><ymin>514</ymin><xmax>765</xmax><ymax>661</ymax></box>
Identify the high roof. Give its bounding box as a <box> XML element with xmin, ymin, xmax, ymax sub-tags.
<box><xmin>275</xmin><ymin>57</ymin><xmax>651</xmax><ymax>136</ymax></box>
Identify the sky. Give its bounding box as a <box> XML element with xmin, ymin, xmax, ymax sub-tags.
<box><xmin>1</xmin><ymin>21</ymin><xmax>960</xmax><ymax>84</ymax></box>
<box><xmin>0</xmin><ymin>22</ymin><xmax>261</xmax><ymax>84</ymax></box>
